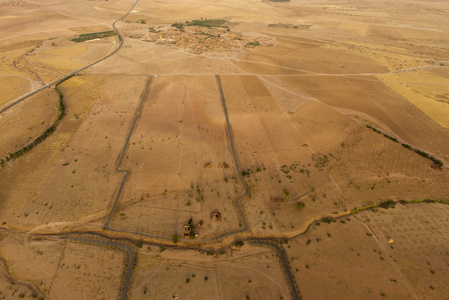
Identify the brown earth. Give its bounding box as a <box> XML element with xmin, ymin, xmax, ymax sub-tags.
<box><xmin>0</xmin><ymin>88</ymin><xmax>59</xmax><ymax>159</ymax></box>
<box><xmin>286</xmin><ymin>203</ymin><xmax>449</xmax><ymax>299</ymax></box>
<box><xmin>129</xmin><ymin>243</ymin><xmax>291</xmax><ymax>299</ymax></box>
<box><xmin>111</xmin><ymin>75</ymin><xmax>242</xmax><ymax>239</ymax></box>
<box><xmin>0</xmin><ymin>233</ymin><xmax>126</xmax><ymax>299</ymax></box>
<box><xmin>0</xmin><ymin>0</ymin><xmax>449</xmax><ymax>298</ymax></box>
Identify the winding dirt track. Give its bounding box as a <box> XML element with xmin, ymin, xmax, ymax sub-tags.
<box><xmin>0</xmin><ymin>0</ymin><xmax>300</xmax><ymax>295</ymax></box>
<box><xmin>98</xmin><ymin>73</ymin><xmax>301</xmax><ymax>297</ymax></box>
<box><xmin>105</xmin><ymin>76</ymin><xmax>153</xmax><ymax>228</ymax></box>
<box><xmin>0</xmin><ymin>1</ymin><xmax>147</xmax><ymax>298</ymax></box>
<box><xmin>61</xmin><ymin>237</ymin><xmax>134</xmax><ymax>300</ymax></box>
<box><xmin>249</xmin><ymin>240</ymin><xmax>300</xmax><ymax>300</ymax></box>
<box><xmin>0</xmin><ymin>0</ymin><xmax>140</xmax><ymax>115</ymax></box>
<box><xmin>6</xmin><ymin>0</ymin><xmax>448</xmax><ymax>298</ymax></box>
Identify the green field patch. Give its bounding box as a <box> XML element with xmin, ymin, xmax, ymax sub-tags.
<box><xmin>185</xmin><ymin>19</ymin><xmax>227</xmax><ymax>28</ymax></box>
<box><xmin>71</xmin><ymin>31</ymin><xmax>116</xmax><ymax>43</ymax></box>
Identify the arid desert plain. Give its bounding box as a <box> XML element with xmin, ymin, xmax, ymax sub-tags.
<box><xmin>1</xmin><ymin>0</ymin><xmax>449</xmax><ymax>299</ymax></box>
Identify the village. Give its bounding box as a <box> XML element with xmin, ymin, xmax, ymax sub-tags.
<box><xmin>2</xmin><ymin>0</ymin><xmax>449</xmax><ymax>299</ymax></box>
<box><xmin>136</xmin><ymin>24</ymin><xmax>272</xmax><ymax>55</ymax></box>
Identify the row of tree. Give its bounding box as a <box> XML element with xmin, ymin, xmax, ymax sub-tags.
<box><xmin>365</xmin><ymin>125</ymin><xmax>443</xmax><ymax>168</ymax></box>
<box><xmin>2</xmin><ymin>84</ymin><xmax>66</xmax><ymax>165</ymax></box>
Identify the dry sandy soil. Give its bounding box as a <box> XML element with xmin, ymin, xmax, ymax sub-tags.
<box><xmin>0</xmin><ymin>0</ymin><xmax>449</xmax><ymax>299</ymax></box>
<box><xmin>112</xmin><ymin>75</ymin><xmax>242</xmax><ymax>239</ymax></box>
<box><xmin>286</xmin><ymin>203</ymin><xmax>449</xmax><ymax>299</ymax></box>
<box><xmin>0</xmin><ymin>232</ymin><xmax>127</xmax><ymax>299</ymax></box>
<box><xmin>129</xmin><ymin>243</ymin><xmax>291</xmax><ymax>299</ymax></box>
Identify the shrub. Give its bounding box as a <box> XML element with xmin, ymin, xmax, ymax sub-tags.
<box><xmin>245</xmin><ymin>41</ymin><xmax>261</xmax><ymax>47</ymax></box>
<box><xmin>296</xmin><ymin>201</ymin><xmax>306</xmax><ymax>210</ymax></box>
<box><xmin>322</xmin><ymin>218</ymin><xmax>336</xmax><ymax>224</ymax></box>
<box><xmin>379</xmin><ymin>200</ymin><xmax>395</xmax><ymax>209</ymax></box>
<box><xmin>171</xmin><ymin>23</ymin><xmax>184</xmax><ymax>30</ymax></box>
<box><xmin>383</xmin><ymin>134</ymin><xmax>398</xmax><ymax>143</ymax></box>
<box><xmin>235</xmin><ymin>241</ymin><xmax>244</xmax><ymax>248</ymax></box>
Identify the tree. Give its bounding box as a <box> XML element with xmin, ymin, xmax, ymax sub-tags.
<box><xmin>172</xmin><ymin>234</ymin><xmax>179</xmax><ymax>244</ymax></box>
<box><xmin>171</xmin><ymin>23</ymin><xmax>184</xmax><ymax>30</ymax></box>
<box><xmin>235</xmin><ymin>241</ymin><xmax>244</xmax><ymax>248</ymax></box>
<box><xmin>283</xmin><ymin>189</ymin><xmax>290</xmax><ymax>199</ymax></box>
<box><xmin>296</xmin><ymin>201</ymin><xmax>306</xmax><ymax>211</ymax></box>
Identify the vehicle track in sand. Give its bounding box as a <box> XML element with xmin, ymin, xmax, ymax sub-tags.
<box><xmin>97</xmin><ymin>73</ymin><xmax>301</xmax><ymax>298</ymax></box>
<box><xmin>4</xmin><ymin>198</ymin><xmax>447</xmax><ymax>299</ymax></box>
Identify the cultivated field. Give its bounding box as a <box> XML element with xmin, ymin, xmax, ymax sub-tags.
<box><xmin>111</xmin><ymin>75</ymin><xmax>242</xmax><ymax>239</ymax></box>
<box><xmin>1</xmin><ymin>0</ymin><xmax>448</xmax><ymax>298</ymax></box>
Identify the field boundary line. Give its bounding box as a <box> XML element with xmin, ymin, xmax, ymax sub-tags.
<box><xmin>105</xmin><ymin>75</ymin><xmax>152</xmax><ymax>227</ymax></box>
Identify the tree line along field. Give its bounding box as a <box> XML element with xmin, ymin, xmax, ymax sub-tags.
<box><xmin>0</xmin><ymin>0</ymin><xmax>449</xmax><ymax>298</ymax></box>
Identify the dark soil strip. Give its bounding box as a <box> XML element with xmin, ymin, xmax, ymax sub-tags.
<box><xmin>249</xmin><ymin>240</ymin><xmax>301</xmax><ymax>300</ymax></box>
<box><xmin>1</xmin><ymin>82</ymin><xmax>65</xmax><ymax>167</ymax></box>
<box><xmin>105</xmin><ymin>76</ymin><xmax>152</xmax><ymax>228</ymax></box>
<box><xmin>61</xmin><ymin>236</ymin><xmax>135</xmax><ymax>300</ymax></box>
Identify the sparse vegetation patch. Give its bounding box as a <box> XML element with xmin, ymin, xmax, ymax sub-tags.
<box><xmin>268</xmin><ymin>23</ymin><xmax>311</xmax><ymax>29</ymax></box>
